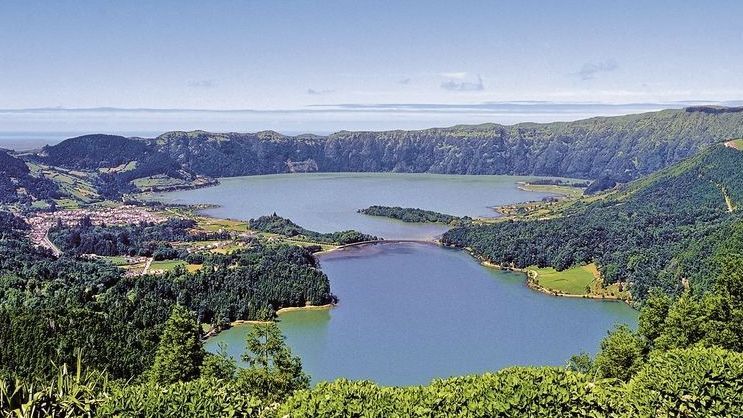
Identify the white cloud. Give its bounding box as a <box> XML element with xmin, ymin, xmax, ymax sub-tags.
<box><xmin>576</xmin><ymin>60</ymin><xmax>618</xmax><ymax>80</ymax></box>
<box><xmin>439</xmin><ymin>72</ymin><xmax>469</xmax><ymax>79</ymax></box>
<box><xmin>307</xmin><ymin>88</ymin><xmax>334</xmax><ymax>95</ymax></box>
<box><xmin>440</xmin><ymin>75</ymin><xmax>484</xmax><ymax>91</ymax></box>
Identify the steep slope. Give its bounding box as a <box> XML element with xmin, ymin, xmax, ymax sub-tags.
<box><xmin>442</xmin><ymin>144</ymin><xmax>743</xmax><ymax>301</ymax></box>
<box><xmin>27</xmin><ymin>107</ymin><xmax>743</xmax><ymax>199</ymax></box>
<box><xmin>151</xmin><ymin>107</ymin><xmax>743</xmax><ymax>180</ymax></box>
<box><xmin>34</xmin><ymin>134</ymin><xmax>202</xmax><ymax>198</ymax></box>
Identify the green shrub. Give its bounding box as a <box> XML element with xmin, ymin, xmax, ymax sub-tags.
<box><xmin>278</xmin><ymin>368</ymin><xmax>621</xmax><ymax>417</ymax></box>
<box><xmin>98</xmin><ymin>378</ymin><xmax>264</xmax><ymax>417</ymax></box>
<box><xmin>278</xmin><ymin>379</ymin><xmax>399</xmax><ymax>418</ymax></box>
<box><xmin>0</xmin><ymin>353</ymin><xmax>109</xmax><ymax>417</ymax></box>
<box><xmin>623</xmin><ymin>347</ymin><xmax>743</xmax><ymax>417</ymax></box>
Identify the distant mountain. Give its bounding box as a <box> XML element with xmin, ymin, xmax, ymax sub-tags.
<box><xmin>38</xmin><ymin>134</ymin><xmax>150</xmax><ymax>169</ymax></box>
<box><xmin>139</xmin><ymin>107</ymin><xmax>743</xmax><ymax>180</ymax></box>
<box><xmin>27</xmin><ymin>106</ymin><xmax>743</xmax><ymax>198</ymax></box>
<box><xmin>442</xmin><ymin>144</ymin><xmax>743</xmax><ymax>301</ymax></box>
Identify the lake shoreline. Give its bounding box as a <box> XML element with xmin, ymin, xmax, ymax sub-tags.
<box><xmin>203</xmin><ymin>303</ymin><xmax>336</xmax><ymax>340</ymax></box>
<box><xmin>470</xmin><ymin>249</ymin><xmax>634</xmax><ymax>307</ymax></box>
<box><xmin>320</xmin><ymin>239</ymin><xmax>634</xmax><ymax>308</ymax></box>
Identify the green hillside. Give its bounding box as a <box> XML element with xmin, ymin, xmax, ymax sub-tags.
<box><xmin>32</xmin><ymin>107</ymin><xmax>743</xmax><ymax>183</ymax></box>
<box><xmin>0</xmin><ymin>150</ymin><xmax>60</xmax><ymax>205</ymax></box>
<box><xmin>442</xmin><ymin>144</ymin><xmax>743</xmax><ymax>301</ymax></box>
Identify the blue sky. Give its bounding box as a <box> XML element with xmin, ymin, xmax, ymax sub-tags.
<box><xmin>1</xmin><ymin>0</ymin><xmax>743</xmax><ymax>134</ymax></box>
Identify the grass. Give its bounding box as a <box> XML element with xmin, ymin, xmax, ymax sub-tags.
<box><xmin>726</xmin><ymin>139</ymin><xmax>743</xmax><ymax>150</ymax></box>
<box><xmin>197</xmin><ymin>217</ymin><xmax>249</xmax><ymax>232</ymax></box>
<box><xmin>54</xmin><ymin>198</ymin><xmax>81</xmax><ymax>209</ymax></box>
<box><xmin>132</xmin><ymin>175</ymin><xmax>188</xmax><ymax>189</ymax></box>
<box><xmin>99</xmin><ymin>161</ymin><xmax>137</xmax><ymax>173</ymax></box>
<box><xmin>208</xmin><ymin>242</ymin><xmax>250</xmax><ymax>254</ymax></box>
<box><xmin>528</xmin><ymin>263</ymin><xmax>631</xmax><ymax>300</ymax></box>
<box><xmin>186</xmin><ymin>264</ymin><xmax>203</xmax><ymax>273</ymax></box>
<box><xmin>34</xmin><ymin>165</ymin><xmax>101</xmax><ymax>203</ymax></box>
<box><xmin>519</xmin><ymin>182</ymin><xmax>585</xmax><ymax>199</ymax></box>
<box><xmin>102</xmin><ymin>256</ymin><xmax>133</xmax><ymax>266</ymax></box>
<box><xmin>528</xmin><ymin>264</ymin><xmax>597</xmax><ymax>295</ymax></box>
<box><xmin>149</xmin><ymin>259</ymin><xmax>186</xmax><ymax>272</ymax></box>
<box><xmin>149</xmin><ymin>259</ymin><xmax>202</xmax><ymax>273</ymax></box>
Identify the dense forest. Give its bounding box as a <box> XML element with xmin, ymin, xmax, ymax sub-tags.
<box><xmin>0</xmin><ymin>150</ymin><xmax>59</xmax><ymax>204</ymax></box>
<box><xmin>35</xmin><ymin>134</ymin><xmax>201</xmax><ymax>199</ymax></box>
<box><xmin>48</xmin><ymin>217</ymin><xmax>230</xmax><ymax>258</ymax></box>
<box><xmin>359</xmin><ymin>205</ymin><xmax>469</xmax><ymax>225</ymax></box>
<box><xmin>0</xmin><ymin>211</ymin><xmax>332</xmax><ymax>381</ymax></box>
<box><xmin>249</xmin><ymin>214</ymin><xmax>378</xmax><ymax>245</ymax></box>
<box><xmin>30</xmin><ymin>107</ymin><xmax>743</xmax><ymax>185</ymax></box>
<box><xmin>443</xmin><ymin>145</ymin><xmax>743</xmax><ymax>301</ymax></box>
<box><xmin>2</xmin><ymin>254</ymin><xmax>741</xmax><ymax>416</ymax></box>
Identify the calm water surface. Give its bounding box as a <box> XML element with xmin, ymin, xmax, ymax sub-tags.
<box><xmin>206</xmin><ymin>243</ymin><xmax>637</xmax><ymax>386</ymax></box>
<box><xmin>156</xmin><ymin>173</ymin><xmax>638</xmax><ymax>386</ymax></box>
<box><xmin>154</xmin><ymin>173</ymin><xmax>560</xmax><ymax>240</ymax></box>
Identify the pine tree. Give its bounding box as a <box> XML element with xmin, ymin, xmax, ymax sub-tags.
<box><xmin>236</xmin><ymin>322</ymin><xmax>309</xmax><ymax>401</ymax></box>
<box><xmin>149</xmin><ymin>305</ymin><xmax>205</xmax><ymax>384</ymax></box>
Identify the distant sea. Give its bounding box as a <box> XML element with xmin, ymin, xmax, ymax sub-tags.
<box><xmin>0</xmin><ymin>131</ymin><xmax>162</xmax><ymax>151</ymax></box>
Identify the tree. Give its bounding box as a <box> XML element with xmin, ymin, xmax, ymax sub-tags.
<box><xmin>149</xmin><ymin>305</ymin><xmax>205</xmax><ymax>385</ymax></box>
<box><xmin>236</xmin><ymin>322</ymin><xmax>309</xmax><ymax>402</ymax></box>
<box><xmin>594</xmin><ymin>324</ymin><xmax>644</xmax><ymax>381</ymax></box>
<box><xmin>653</xmin><ymin>292</ymin><xmax>705</xmax><ymax>351</ymax></box>
<box><xmin>637</xmin><ymin>288</ymin><xmax>671</xmax><ymax>345</ymax></box>
<box><xmin>200</xmin><ymin>342</ymin><xmax>236</xmax><ymax>381</ymax></box>
<box><xmin>566</xmin><ymin>352</ymin><xmax>593</xmax><ymax>374</ymax></box>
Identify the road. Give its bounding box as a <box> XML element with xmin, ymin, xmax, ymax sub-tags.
<box><xmin>42</xmin><ymin>230</ymin><xmax>63</xmax><ymax>257</ymax></box>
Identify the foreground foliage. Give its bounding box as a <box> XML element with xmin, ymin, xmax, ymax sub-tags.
<box><xmin>278</xmin><ymin>347</ymin><xmax>742</xmax><ymax>417</ymax></box>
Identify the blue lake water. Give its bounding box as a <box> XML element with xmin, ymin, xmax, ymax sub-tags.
<box><xmin>156</xmin><ymin>173</ymin><xmax>638</xmax><ymax>386</ymax></box>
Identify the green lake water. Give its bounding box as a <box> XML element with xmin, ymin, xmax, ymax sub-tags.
<box><xmin>156</xmin><ymin>173</ymin><xmax>638</xmax><ymax>386</ymax></box>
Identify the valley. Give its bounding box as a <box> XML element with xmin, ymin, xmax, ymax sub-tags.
<box><xmin>1</xmin><ymin>113</ymin><xmax>742</xmax><ymax>415</ymax></box>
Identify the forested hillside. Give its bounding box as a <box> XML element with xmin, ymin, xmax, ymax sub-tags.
<box><xmin>359</xmin><ymin>205</ymin><xmax>469</xmax><ymax>225</ymax></box>
<box><xmin>443</xmin><ymin>144</ymin><xmax>743</xmax><ymax>301</ymax></box>
<box><xmin>0</xmin><ymin>211</ymin><xmax>333</xmax><ymax>380</ymax></box>
<box><xmin>0</xmin><ymin>150</ymin><xmax>59</xmax><ymax>204</ymax></box>
<box><xmin>33</xmin><ymin>107</ymin><xmax>743</xmax><ymax>183</ymax></box>
<box><xmin>35</xmin><ymin>134</ymin><xmax>202</xmax><ymax>198</ymax></box>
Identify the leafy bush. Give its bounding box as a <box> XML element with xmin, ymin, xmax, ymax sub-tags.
<box><xmin>623</xmin><ymin>347</ymin><xmax>743</xmax><ymax>417</ymax></box>
<box><xmin>278</xmin><ymin>368</ymin><xmax>621</xmax><ymax>417</ymax></box>
<box><xmin>98</xmin><ymin>378</ymin><xmax>264</xmax><ymax>417</ymax></box>
<box><xmin>0</xmin><ymin>352</ymin><xmax>109</xmax><ymax>417</ymax></box>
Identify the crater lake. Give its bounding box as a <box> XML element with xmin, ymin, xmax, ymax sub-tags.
<box><xmin>154</xmin><ymin>173</ymin><xmax>638</xmax><ymax>386</ymax></box>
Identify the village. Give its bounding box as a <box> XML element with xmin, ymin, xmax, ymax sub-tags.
<box><xmin>25</xmin><ymin>205</ymin><xmax>166</xmax><ymax>257</ymax></box>
<box><xmin>22</xmin><ymin>204</ymin><xmax>289</xmax><ymax>276</ymax></box>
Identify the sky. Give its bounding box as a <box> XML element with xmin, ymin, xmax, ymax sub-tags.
<box><xmin>1</xmin><ymin>0</ymin><xmax>743</xmax><ymax>136</ymax></box>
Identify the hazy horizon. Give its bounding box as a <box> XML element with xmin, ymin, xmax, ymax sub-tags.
<box><xmin>2</xmin><ymin>100</ymin><xmax>742</xmax><ymax>150</ymax></box>
<box><xmin>3</xmin><ymin>0</ymin><xmax>742</xmax><ymax>139</ymax></box>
